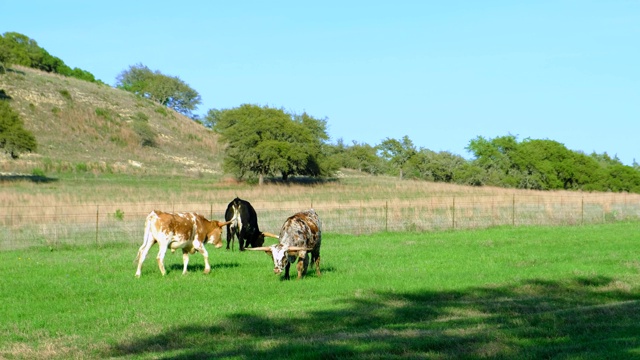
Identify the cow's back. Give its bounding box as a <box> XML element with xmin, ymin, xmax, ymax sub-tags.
<box><xmin>279</xmin><ymin>209</ymin><xmax>321</xmax><ymax>250</ymax></box>
<box><xmin>150</xmin><ymin>210</ymin><xmax>196</xmax><ymax>241</ymax></box>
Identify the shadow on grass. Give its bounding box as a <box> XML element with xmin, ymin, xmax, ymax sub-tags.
<box><xmin>167</xmin><ymin>262</ymin><xmax>240</xmax><ymax>273</ymax></box>
<box><xmin>264</xmin><ymin>176</ymin><xmax>339</xmax><ymax>186</ymax></box>
<box><xmin>105</xmin><ymin>275</ymin><xmax>640</xmax><ymax>359</ymax></box>
<box><xmin>0</xmin><ymin>174</ymin><xmax>58</xmax><ymax>183</ymax></box>
<box><xmin>0</xmin><ymin>89</ymin><xmax>11</xmax><ymax>100</ymax></box>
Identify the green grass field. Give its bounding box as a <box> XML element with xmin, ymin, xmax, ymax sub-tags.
<box><xmin>1</xmin><ymin>222</ymin><xmax>639</xmax><ymax>359</ymax></box>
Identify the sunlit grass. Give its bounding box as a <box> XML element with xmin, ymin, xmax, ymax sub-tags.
<box><xmin>1</xmin><ymin>223</ymin><xmax>639</xmax><ymax>358</ymax></box>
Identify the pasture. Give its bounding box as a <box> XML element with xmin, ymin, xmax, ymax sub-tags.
<box><xmin>1</xmin><ymin>222</ymin><xmax>639</xmax><ymax>359</ymax></box>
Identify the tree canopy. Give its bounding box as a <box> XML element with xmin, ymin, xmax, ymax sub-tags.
<box><xmin>378</xmin><ymin>136</ymin><xmax>416</xmax><ymax>179</ymax></box>
<box><xmin>325</xmin><ymin>133</ymin><xmax>640</xmax><ymax>193</ymax></box>
<box><xmin>0</xmin><ymin>32</ymin><xmax>99</xmax><ymax>82</ymax></box>
<box><xmin>0</xmin><ymin>100</ymin><xmax>37</xmax><ymax>159</ymax></box>
<box><xmin>116</xmin><ymin>64</ymin><xmax>201</xmax><ymax>117</ymax></box>
<box><xmin>214</xmin><ymin>104</ymin><xmax>334</xmax><ymax>184</ymax></box>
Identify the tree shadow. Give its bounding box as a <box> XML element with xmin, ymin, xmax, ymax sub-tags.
<box><xmin>167</xmin><ymin>262</ymin><xmax>240</xmax><ymax>273</ymax></box>
<box><xmin>0</xmin><ymin>174</ymin><xmax>58</xmax><ymax>183</ymax></box>
<box><xmin>265</xmin><ymin>176</ymin><xmax>339</xmax><ymax>186</ymax></box>
<box><xmin>5</xmin><ymin>68</ymin><xmax>26</xmax><ymax>76</ymax></box>
<box><xmin>104</xmin><ymin>275</ymin><xmax>640</xmax><ymax>359</ymax></box>
<box><xmin>0</xmin><ymin>89</ymin><xmax>11</xmax><ymax>100</ymax></box>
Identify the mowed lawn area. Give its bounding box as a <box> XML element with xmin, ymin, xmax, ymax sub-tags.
<box><xmin>1</xmin><ymin>222</ymin><xmax>639</xmax><ymax>359</ymax></box>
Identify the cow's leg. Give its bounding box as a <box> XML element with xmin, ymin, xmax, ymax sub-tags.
<box><xmin>194</xmin><ymin>241</ymin><xmax>211</xmax><ymax>274</ymax></box>
<box><xmin>314</xmin><ymin>255</ymin><xmax>321</xmax><ymax>277</ymax></box>
<box><xmin>226</xmin><ymin>227</ymin><xmax>233</xmax><ymax>250</ymax></box>
<box><xmin>284</xmin><ymin>262</ymin><xmax>291</xmax><ymax>280</ymax></box>
<box><xmin>182</xmin><ymin>251</ymin><xmax>190</xmax><ymax>275</ymax></box>
<box><xmin>135</xmin><ymin>241</ymin><xmax>154</xmax><ymax>277</ymax></box>
<box><xmin>156</xmin><ymin>243</ymin><xmax>169</xmax><ymax>276</ymax></box>
<box><xmin>297</xmin><ymin>256</ymin><xmax>309</xmax><ymax>280</ymax></box>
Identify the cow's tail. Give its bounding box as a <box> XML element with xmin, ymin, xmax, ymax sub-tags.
<box><xmin>230</xmin><ymin>204</ymin><xmax>241</xmax><ymax>252</ymax></box>
<box><xmin>135</xmin><ymin>213</ymin><xmax>155</xmax><ymax>263</ymax></box>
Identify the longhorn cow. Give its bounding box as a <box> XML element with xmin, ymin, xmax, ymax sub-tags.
<box><xmin>134</xmin><ymin>210</ymin><xmax>233</xmax><ymax>277</ymax></box>
<box><xmin>248</xmin><ymin>209</ymin><xmax>322</xmax><ymax>280</ymax></box>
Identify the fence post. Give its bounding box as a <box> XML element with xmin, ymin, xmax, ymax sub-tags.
<box><xmin>95</xmin><ymin>205</ymin><xmax>99</xmax><ymax>245</ymax></box>
<box><xmin>512</xmin><ymin>194</ymin><xmax>516</xmax><ymax>226</ymax></box>
<box><xmin>452</xmin><ymin>196</ymin><xmax>456</xmax><ymax>229</ymax></box>
<box><xmin>385</xmin><ymin>201</ymin><xmax>388</xmax><ymax>232</ymax></box>
<box><xmin>581</xmin><ymin>196</ymin><xmax>584</xmax><ymax>225</ymax></box>
<box><xmin>359</xmin><ymin>200</ymin><xmax>363</xmax><ymax>234</ymax></box>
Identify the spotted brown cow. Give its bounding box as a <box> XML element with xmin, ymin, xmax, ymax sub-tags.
<box><xmin>134</xmin><ymin>210</ymin><xmax>233</xmax><ymax>277</ymax></box>
<box><xmin>248</xmin><ymin>209</ymin><xmax>322</xmax><ymax>280</ymax></box>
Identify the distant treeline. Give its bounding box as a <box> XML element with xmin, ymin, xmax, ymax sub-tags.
<box><xmin>207</xmin><ymin>105</ymin><xmax>640</xmax><ymax>193</ymax></box>
<box><xmin>0</xmin><ymin>32</ymin><xmax>100</xmax><ymax>83</ymax></box>
<box><xmin>2</xmin><ymin>32</ymin><xmax>637</xmax><ymax>193</ymax></box>
<box><xmin>327</xmin><ymin>134</ymin><xmax>640</xmax><ymax>193</ymax></box>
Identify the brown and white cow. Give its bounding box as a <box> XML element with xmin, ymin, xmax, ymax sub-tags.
<box><xmin>134</xmin><ymin>210</ymin><xmax>233</xmax><ymax>277</ymax></box>
<box><xmin>248</xmin><ymin>209</ymin><xmax>322</xmax><ymax>280</ymax></box>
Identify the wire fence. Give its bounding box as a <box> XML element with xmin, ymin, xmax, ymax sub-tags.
<box><xmin>1</xmin><ymin>193</ymin><xmax>639</xmax><ymax>250</ymax></box>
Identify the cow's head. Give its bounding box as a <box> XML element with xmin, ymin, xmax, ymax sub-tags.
<box><xmin>207</xmin><ymin>225</ymin><xmax>225</xmax><ymax>248</ymax></box>
<box><xmin>209</xmin><ymin>218</ymin><xmax>236</xmax><ymax>248</ymax></box>
<box><xmin>247</xmin><ymin>244</ymin><xmax>310</xmax><ymax>275</ymax></box>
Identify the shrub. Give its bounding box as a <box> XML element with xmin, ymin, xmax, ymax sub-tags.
<box><xmin>114</xmin><ymin>209</ymin><xmax>124</xmax><ymax>221</ymax></box>
<box><xmin>31</xmin><ymin>168</ymin><xmax>45</xmax><ymax>177</ymax></box>
<box><xmin>154</xmin><ymin>106</ymin><xmax>168</xmax><ymax>116</ymax></box>
<box><xmin>75</xmin><ymin>162</ymin><xmax>88</xmax><ymax>172</ymax></box>
<box><xmin>58</xmin><ymin>89</ymin><xmax>72</xmax><ymax>101</ymax></box>
<box><xmin>131</xmin><ymin>112</ymin><xmax>155</xmax><ymax>147</ymax></box>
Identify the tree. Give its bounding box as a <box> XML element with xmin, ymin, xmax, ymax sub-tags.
<box><xmin>0</xmin><ymin>100</ymin><xmax>37</xmax><ymax>158</ymax></box>
<box><xmin>407</xmin><ymin>149</ymin><xmax>471</xmax><ymax>184</ymax></box>
<box><xmin>467</xmin><ymin>135</ymin><xmax>520</xmax><ymax>187</ymax></box>
<box><xmin>604</xmin><ymin>164</ymin><xmax>640</xmax><ymax>193</ymax></box>
<box><xmin>377</xmin><ymin>135</ymin><xmax>416</xmax><ymax>179</ymax></box>
<box><xmin>116</xmin><ymin>64</ymin><xmax>201</xmax><ymax>116</ymax></box>
<box><xmin>0</xmin><ymin>32</ymin><xmax>99</xmax><ymax>82</ymax></box>
<box><xmin>510</xmin><ymin>139</ymin><xmax>576</xmax><ymax>190</ymax></box>
<box><xmin>214</xmin><ymin>104</ymin><xmax>331</xmax><ymax>184</ymax></box>
<box><xmin>201</xmin><ymin>108</ymin><xmax>222</xmax><ymax>129</ymax></box>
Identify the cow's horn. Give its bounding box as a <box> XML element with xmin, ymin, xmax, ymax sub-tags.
<box><xmin>287</xmin><ymin>246</ymin><xmax>312</xmax><ymax>252</ymax></box>
<box><xmin>220</xmin><ymin>219</ymin><xmax>234</xmax><ymax>227</ymax></box>
<box><xmin>247</xmin><ymin>247</ymin><xmax>273</xmax><ymax>252</ymax></box>
<box><xmin>262</xmin><ymin>231</ymin><xmax>279</xmax><ymax>239</ymax></box>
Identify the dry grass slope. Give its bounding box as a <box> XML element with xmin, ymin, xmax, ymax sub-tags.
<box><xmin>0</xmin><ymin>66</ymin><xmax>222</xmax><ymax>176</ymax></box>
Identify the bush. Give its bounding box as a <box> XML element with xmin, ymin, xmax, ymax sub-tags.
<box><xmin>58</xmin><ymin>89</ymin><xmax>72</xmax><ymax>101</ymax></box>
<box><xmin>31</xmin><ymin>168</ymin><xmax>45</xmax><ymax>177</ymax></box>
<box><xmin>130</xmin><ymin>112</ymin><xmax>156</xmax><ymax>147</ymax></box>
<box><xmin>114</xmin><ymin>209</ymin><xmax>125</xmax><ymax>221</ymax></box>
<box><xmin>0</xmin><ymin>100</ymin><xmax>37</xmax><ymax>158</ymax></box>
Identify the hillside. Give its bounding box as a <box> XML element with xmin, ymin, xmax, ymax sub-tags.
<box><xmin>0</xmin><ymin>66</ymin><xmax>222</xmax><ymax>176</ymax></box>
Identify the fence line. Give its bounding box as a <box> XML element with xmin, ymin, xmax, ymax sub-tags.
<box><xmin>1</xmin><ymin>193</ymin><xmax>639</xmax><ymax>250</ymax></box>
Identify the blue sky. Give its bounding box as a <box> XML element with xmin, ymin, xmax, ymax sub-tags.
<box><xmin>3</xmin><ymin>1</ymin><xmax>639</xmax><ymax>165</ymax></box>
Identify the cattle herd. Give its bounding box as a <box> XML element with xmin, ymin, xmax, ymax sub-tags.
<box><xmin>134</xmin><ymin>197</ymin><xmax>322</xmax><ymax>280</ymax></box>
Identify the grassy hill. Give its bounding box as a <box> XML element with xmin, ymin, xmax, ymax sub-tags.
<box><xmin>0</xmin><ymin>65</ymin><xmax>222</xmax><ymax>177</ymax></box>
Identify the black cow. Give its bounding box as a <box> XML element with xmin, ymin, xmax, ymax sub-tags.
<box><xmin>224</xmin><ymin>197</ymin><xmax>278</xmax><ymax>251</ymax></box>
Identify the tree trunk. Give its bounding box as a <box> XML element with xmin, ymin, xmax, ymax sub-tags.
<box><xmin>259</xmin><ymin>173</ymin><xmax>264</xmax><ymax>186</ymax></box>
